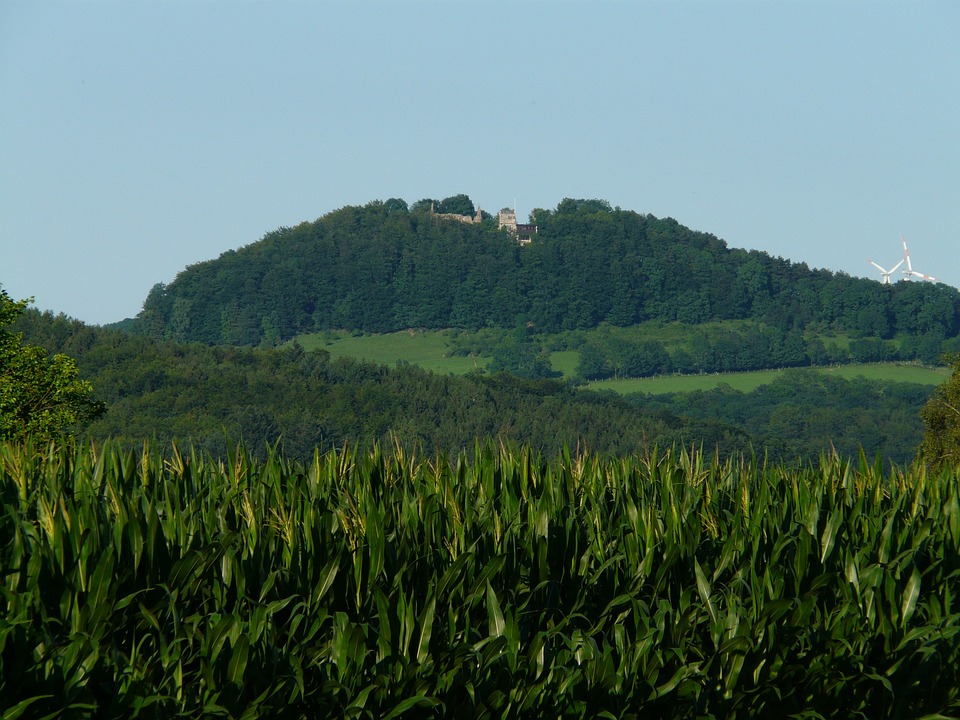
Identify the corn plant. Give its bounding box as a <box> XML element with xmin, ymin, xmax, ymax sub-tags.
<box><xmin>1</xmin><ymin>438</ymin><xmax>959</xmax><ymax>718</ymax></box>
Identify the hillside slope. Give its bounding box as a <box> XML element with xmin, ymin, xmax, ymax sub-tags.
<box><xmin>133</xmin><ymin>197</ymin><xmax>960</xmax><ymax>347</ymax></box>
<box><xmin>16</xmin><ymin>309</ymin><xmax>753</xmax><ymax>461</ymax></box>
<box><xmin>17</xmin><ymin>308</ymin><xmax>936</xmax><ymax>463</ymax></box>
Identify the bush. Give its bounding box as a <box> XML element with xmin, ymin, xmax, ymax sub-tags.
<box><xmin>0</xmin><ymin>289</ymin><xmax>104</xmax><ymax>441</ymax></box>
<box><xmin>921</xmin><ymin>354</ymin><xmax>960</xmax><ymax>467</ymax></box>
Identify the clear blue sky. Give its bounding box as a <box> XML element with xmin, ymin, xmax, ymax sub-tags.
<box><xmin>2</xmin><ymin>1</ymin><xmax>958</xmax><ymax>325</ymax></box>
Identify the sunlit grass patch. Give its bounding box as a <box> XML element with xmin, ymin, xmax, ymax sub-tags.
<box><xmin>591</xmin><ymin>363</ymin><xmax>949</xmax><ymax>395</ymax></box>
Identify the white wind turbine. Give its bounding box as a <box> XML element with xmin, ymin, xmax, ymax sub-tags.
<box><xmin>867</xmin><ymin>256</ymin><xmax>904</xmax><ymax>284</ymax></box>
<box><xmin>900</xmin><ymin>235</ymin><xmax>940</xmax><ymax>283</ymax></box>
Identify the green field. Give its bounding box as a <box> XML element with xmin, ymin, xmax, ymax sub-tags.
<box><xmin>295</xmin><ymin>329</ymin><xmax>490</xmax><ymax>374</ymax></box>
<box><xmin>589</xmin><ymin>363</ymin><xmax>951</xmax><ymax>395</ymax></box>
<box><xmin>819</xmin><ymin>362</ymin><xmax>951</xmax><ymax>384</ymax></box>
<box><xmin>293</xmin><ymin>329</ymin><xmax>949</xmax><ymax>394</ymax></box>
<box><xmin>548</xmin><ymin>350</ymin><xmax>580</xmax><ymax>376</ymax></box>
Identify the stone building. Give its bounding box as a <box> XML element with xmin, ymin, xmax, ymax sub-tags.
<box><xmin>427</xmin><ymin>201</ymin><xmax>536</xmax><ymax>243</ymax></box>
<box><xmin>498</xmin><ymin>208</ymin><xmax>517</xmax><ymax>233</ymax></box>
<box><xmin>498</xmin><ymin>208</ymin><xmax>537</xmax><ymax>244</ymax></box>
<box><xmin>431</xmin><ymin>203</ymin><xmax>484</xmax><ymax>224</ymax></box>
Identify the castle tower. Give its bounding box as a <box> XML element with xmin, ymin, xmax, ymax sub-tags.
<box><xmin>498</xmin><ymin>208</ymin><xmax>517</xmax><ymax>233</ymax></box>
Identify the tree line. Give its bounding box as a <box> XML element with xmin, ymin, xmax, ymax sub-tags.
<box><xmin>633</xmin><ymin>371</ymin><xmax>933</xmax><ymax>465</ymax></box>
<box><xmin>440</xmin><ymin>321</ymin><xmax>956</xmax><ymax>383</ymax></box>
<box><xmin>573</xmin><ymin>325</ymin><xmax>959</xmax><ymax>381</ymax></box>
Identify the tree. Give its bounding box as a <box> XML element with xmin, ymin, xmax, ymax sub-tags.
<box><xmin>383</xmin><ymin>198</ymin><xmax>408</xmax><ymax>214</ymax></box>
<box><xmin>920</xmin><ymin>354</ymin><xmax>960</xmax><ymax>468</ymax></box>
<box><xmin>623</xmin><ymin>341</ymin><xmax>672</xmax><ymax>377</ymax></box>
<box><xmin>488</xmin><ymin>326</ymin><xmax>561</xmax><ymax>380</ymax></box>
<box><xmin>576</xmin><ymin>343</ymin><xmax>611</xmax><ymax>380</ymax></box>
<box><xmin>0</xmin><ymin>289</ymin><xmax>105</xmax><ymax>442</ymax></box>
<box><xmin>849</xmin><ymin>338</ymin><xmax>884</xmax><ymax>363</ymax></box>
<box><xmin>411</xmin><ymin>198</ymin><xmax>440</xmax><ymax>213</ymax></box>
<box><xmin>437</xmin><ymin>194</ymin><xmax>475</xmax><ymax>217</ymax></box>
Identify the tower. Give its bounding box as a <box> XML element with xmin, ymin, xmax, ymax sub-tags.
<box><xmin>498</xmin><ymin>208</ymin><xmax>517</xmax><ymax>233</ymax></box>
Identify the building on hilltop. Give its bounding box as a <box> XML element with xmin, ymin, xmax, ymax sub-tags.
<box><xmin>515</xmin><ymin>223</ymin><xmax>538</xmax><ymax>244</ymax></box>
<box><xmin>431</xmin><ymin>203</ymin><xmax>484</xmax><ymax>224</ymax></box>
<box><xmin>498</xmin><ymin>207</ymin><xmax>537</xmax><ymax>244</ymax></box>
<box><xmin>498</xmin><ymin>208</ymin><xmax>517</xmax><ymax>232</ymax></box>
<box><xmin>427</xmin><ymin>199</ymin><xmax>535</xmax><ymax>244</ymax></box>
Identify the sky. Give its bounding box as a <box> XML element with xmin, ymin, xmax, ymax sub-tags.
<box><xmin>1</xmin><ymin>0</ymin><xmax>958</xmax><ymax>326</ymax></box>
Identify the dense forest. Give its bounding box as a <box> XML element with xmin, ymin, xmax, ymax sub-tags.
<box><xmin>133</xmin><ymin>197</ymin><xmax>960</xmax><ymax>355</ymax></box>
<box><xmin>630</xmin><ymin>372</ymin><xmax>931</xmax><ymax>464</ymax></box>
<box><xmin>15</xmin><ymin>309</ymin><xmax>933</xmax><ymax>464</ymax></box>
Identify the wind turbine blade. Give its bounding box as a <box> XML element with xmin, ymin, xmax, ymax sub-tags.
<box><xmin>890</xmin><ymin>258</ymin><xmax>905</xmax><ymax>273</ymax></box>
<box><xmin>902</xmin><ymin>235</ymin><xmax>913</xmax><ymax>272</ymax></box>
<box><xmin>868</xmin><ymin>260</ymin><xmax>887</xmax><ymax>273</ymax></box>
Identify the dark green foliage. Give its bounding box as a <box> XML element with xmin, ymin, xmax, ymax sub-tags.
<box><xmin>132</xmin><ymin>198</ymin><xmax>960</xmax><ymax>350</ymax></box>
<box><xmin>576</xmin><ymin>342</ymin><xmax>611</xmax><ymax>380</ymax></box>
<box><xmin>487</xmin><ymin>326</ymin><xmax>562</xmax><ymax>380</ymax></box>
<box><xmin>576</xmin><ymin>338</ymin><xmax>674</xmax><ymax>381</ymax></box>
<box><xmin>3</xmin><ymin>440</ymin><xmax>959</xmax><ymax>717</ymax></box>
<box><xmin>410</xmin><ymin>197</ymin><xmax>439</xmax><ymax>213</ymax></box>
<box><xmin>849</xmin><ymin>337</ymin><xmax>896</xmax><ymax>363</ymax></box>
<box><xmin>0</xmin><ymin>289</ymin><xmax>104</xmax><ymax>441</ymax></box>
<box><xmin>635</xmin><ymin>371</ymin><xmax>932</xmax><ymax>465</ymax></box>
<box><xmin>921</xmin><ymin>354</ymin><xmax>960</xmax><ymax>468</ymax></box>
<box><xmin>16</xmin><ymin>310</ymin><xmax>943</xmax><ymax>464</ymax></box>
<box><xmin>569</xmin><ymin>321</ymin><xmax>951</xmax><ymax>380</ymax></box>
<box><xmin>436</xmin><ymin>193</ymin><xmax>475</xmax><ymax>216</ymax></box>
<box><xmin>624</xmin><ymin>340</ymin><xmax>673</xmax><ymax>377</ymax></box>
<box><xmin>383</xmin><ymin>197</ymin><xmax>409</xmax><ymax>213</ymax></box>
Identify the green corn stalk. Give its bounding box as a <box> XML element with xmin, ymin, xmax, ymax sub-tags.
<box><xmin>2</xmin><ymin>438</ymin><xmax>960</xmax><ymax>717</ymax></box>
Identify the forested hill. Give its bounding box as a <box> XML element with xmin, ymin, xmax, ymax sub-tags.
<box><xmin>134</xmin><ymin>196</ymin><xmax>960</xmax><ymax>346</ymax></box>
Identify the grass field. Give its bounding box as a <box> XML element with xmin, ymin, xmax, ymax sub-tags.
<box><xmin>295</xmin><ymin>329</ymin><xmax>490</xmax><ymax>374</ymax></box>
<box><xmin>588</xmin><ymin>363</ymin><xmax>950</xmax><ymax>395</ymax></box>
<box><xmin>548</xmin><ymin>350</ymin><xmax>580</xmax><ymax>376</ymax></box>
<box><xmin>819</xmin><ymin>362</ymin><xmax>950</xmax><ymax>384</ymax></box>
<box><xmin>292</xmin><ymin>329</ymin><xmax>949</xmax><ymax>395</ymax></box>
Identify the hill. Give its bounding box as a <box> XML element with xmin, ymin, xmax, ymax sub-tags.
<box><xmin>132</xmin><ymin>196</ymin><xmax>960</xmax><ymax>351</ymax></box>
<box><xmin>15</xmin><ymin>309</ymin><xmax>755</xmax><ymax>462</ymax></box>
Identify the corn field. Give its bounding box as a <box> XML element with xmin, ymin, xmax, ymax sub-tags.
<box><xmin>2</xmin><ymin>439</ymin><xmax>960</xmax><ymax>718</ymax></box>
